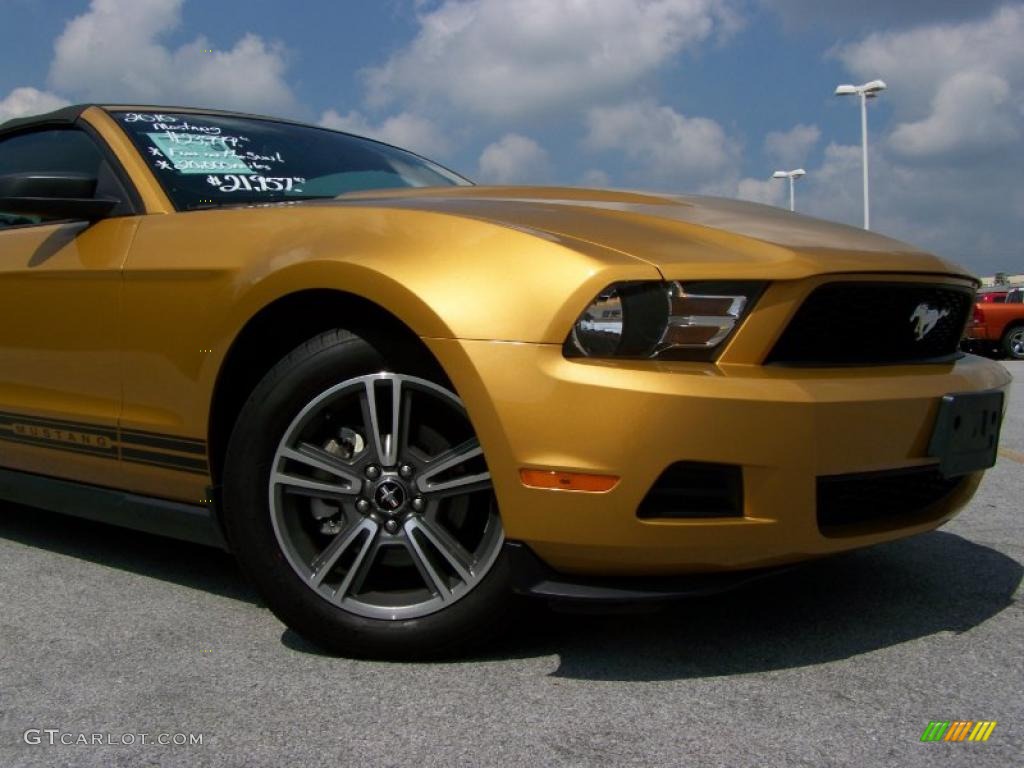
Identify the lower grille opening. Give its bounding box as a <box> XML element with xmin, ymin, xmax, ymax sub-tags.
<box><xmin>817</xmin><ymin>466</ymin><xmax>964</xmax><ymax>535</ymax></box>
<box><xmin>638</xmin><ymin>462</ymin><xmax>743</xmax><ymax>519</ymax></box>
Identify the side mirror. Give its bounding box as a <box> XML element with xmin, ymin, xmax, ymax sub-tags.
<box><xmin>0</xmin><ymin>172</ymin><xmax>120</xmax><ymax>222</ymax></box>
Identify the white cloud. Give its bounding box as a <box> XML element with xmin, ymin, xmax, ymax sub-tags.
<box><xmin>477</xmin><ymin>133</ymin><xmax>549</xmax><ymax>184</ymax></box>
<box><xmin>169</xmin><ymin>35</ymin><xmax>294</xmax><ymax>114</ymax></box>
<box><xmin>764</xmin><ymin>123</ymin><xmax>819</xmax><ymax>167</ymax></box>
<box><xmin>763</xmin><ymin>0</ymin><xmax>1005</xmax><ymax>33</ymax></box>
<box><xmin>835</xmin><ymin>5</ymin><xmax>1024</xmax><ymax>130</ymax></box>
<box><xmin>887</xmin><ymin>71</ymin><xmax>1018</xmax><ymax>157</ymax></box>
<box><xmin>796</xmin><ymin>141</ymin><xmax>1024</xmax><ymax>275</ymax></box>
<box><xmin>319</xmin><ymin>109</ymin><xmax>450</xmax><ymax>158</ymax></box>
<box><xmin>736</xmin><ymin>177</ymin><xmax>786</xmax><ymax>207</ymax></box>
<box><xmin>579</xmin><ymin>168</ymin><xmax>612</xmax><ymax>188</ymax></box>
<box><xmin>365</xmin><ymin>0</ymin><xmax>739</xmax><ymax>119</ymax></box>
<box><xmin>798</xmin><ymin>142</ymin><xmax>863</xmax><ymax>224</ymax></box>
<box><xmin>0</xmin><ymin>87</ymin><xmax>69</xmax><ymax>123</ymax></box>
<box><xmin>584</xmin><ymin>100</ymin><xmax>740</xmax><ymax>187</ymax></box>
<box><xmin>48</xmin><ymin>0</ymin><xmax>295</xmax><ymax>115</ymax></box>
<box><xmin>816</xmin><ymin>5</ymin><xmax>1024</xmax><ymax>273</ymax></box>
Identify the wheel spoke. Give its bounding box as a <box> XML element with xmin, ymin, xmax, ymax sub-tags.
<box><xmin>360</xmin><ymin>377</ymin><xmax>406</xmax><ymax>467</ymax></box>
<box><xmin>416</xmin><ymin>439</ymin><xmax>488</xmax><ymax>494</ymax></box>
<box><xmin>404</xmin><ymin>521</ymin><xmax>454</xmax><ymax>602</ymax></box>
<box><xmin>272</xmin><ymin>470</ymin><xmax>363</xmax><ymax>500</ymax></box>
<box><xmin>280</xmin><ymin>444</ymin><xmax>363</xmax><ymax>490</ymax></box>
<box><xmin>397</xmin><ymin>388</ymin><xmax>413</xmax><ymax>464</ymax></box>
<box><xmin>309</xmin><ymin>517</ymin><xmax>377</xmax><ymax>586</ymax></box>
<box><xmin>389</xmin><ymin>379</ymin><xmax>408</xmax><ymax>466</ymax></box>
<box><xmin>424</xmin><ymin>474</ymin><xmax>493</xmax><ymax>498</ymax></box>
<box><xmin>333</xmin><ymin>524</ymin><xmax>378</xmax><ymax>598</ymax></box>
<box><xmin>407</xmin><ymin>517</ymin><xmax>474</xmax><ymax>584</ymax></box>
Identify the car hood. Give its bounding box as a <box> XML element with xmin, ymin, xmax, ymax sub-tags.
<box><xmin>320</xmin><ymin>186</ymin><xmax>973</xmax><ymax>282</ymax></box>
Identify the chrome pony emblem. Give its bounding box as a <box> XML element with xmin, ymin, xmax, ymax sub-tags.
<box><xmin>910</xmin><ymin>303</ymin><xmax>950</xmax><ymax>341</ymax></box>
<box><xmin>374</xmin><ymin>481</ymin><xmax>406</xmax><ymax>513</ymax></box>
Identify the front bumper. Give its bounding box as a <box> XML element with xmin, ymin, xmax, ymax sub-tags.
<box><xmin>428</xmin><ymin>338</ymin><xmax>1011</xmax><ymax>576</ymax></box>
<box><xmin>505</xmin><ymin>541</ymin><xmax>795</xmax><ymax>603</ymax></box>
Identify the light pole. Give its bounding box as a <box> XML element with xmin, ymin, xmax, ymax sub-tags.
<box><xmin>772</xmin><ymin>168</ymin><xmax>806</xmax><ymax>212</ymax></box>
<box><xmin>835</xmin><ymin>79</ymin><xmax>886</xmax><ymax>229</ymax></box>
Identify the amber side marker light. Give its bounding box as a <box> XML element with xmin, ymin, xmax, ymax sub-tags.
<box><xmin>519</xmin><ymin>469</ymin><xmax>619</xmax><ymax>492</ymax></box>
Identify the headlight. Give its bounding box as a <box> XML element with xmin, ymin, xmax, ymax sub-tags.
<box><xmin>565</xmin><ymin>281</ymin><xmax>765</xmax><ymax>361</ymax></box>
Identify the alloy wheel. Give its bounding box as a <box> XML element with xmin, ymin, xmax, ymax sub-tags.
<box><xmin>268</xmin><ymin>373</ymin><xmax>504</xmax><ymax>620</ymax></box>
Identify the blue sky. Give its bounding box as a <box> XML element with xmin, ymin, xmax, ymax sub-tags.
<box><xmin>1</xmin><ymin>0</ymin><xmax>1021</xmax><ymax>275</ymax></box>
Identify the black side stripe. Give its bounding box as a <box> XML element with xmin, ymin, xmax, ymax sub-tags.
<box><xmin>121</xmin><ymin>448</ymin><xmax>209</xmax><ymax>473</ymax></box>
<box><xmin>120</xmin><ymin>429</ymin><xmax>207</xmax><ymax>456</ymax></box>
<box><xmin>0</xmin><ymin>413</ymin><xmax>210</xmax><ymax>476</ymax></box>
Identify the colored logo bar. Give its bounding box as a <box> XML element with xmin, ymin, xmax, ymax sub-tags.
<box><xmin>920</xmin><ymin>721</ymin><xmax>997</xmax><ymax>742</ymax></box>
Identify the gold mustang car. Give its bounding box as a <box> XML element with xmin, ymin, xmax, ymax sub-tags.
<box><xmin>0</xmin><ymin>105</ymin><xmax>1010</xmax><ymax>657</ymax></box>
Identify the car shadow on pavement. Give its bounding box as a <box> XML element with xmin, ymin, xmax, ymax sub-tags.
<box><xmin>0</xmin><ymin>502</ymin><xmax>259</xmax><ymax>606</ymax></box>
<box><xmin>3</xmin><ymin>503</ymin><xmax>1019</xmax><ymax>680</ymax></box>
<box><xmin>488</xmin><ymin>531</ymin><xmax>1022</xmax><ymax>681</ymax></box>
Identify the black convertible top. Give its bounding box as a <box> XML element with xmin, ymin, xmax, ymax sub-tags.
<box><xmin>0</xmin><ymin>104</ymin><xmax>90</xmax><ymax>136</ymax></box>
<box><xmin>0</xmin><ymin>104</ymin><xmax>454</xmax><ymax>178</ymax></box>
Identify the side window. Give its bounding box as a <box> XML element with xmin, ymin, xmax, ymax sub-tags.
<box><xmin>1008</xmin><ymin>290</ymin><xmax>1022</xmax><ymax>304</ymax></box>
<box><xmin>0</xmin><ymin>128</ymin><xmax>130</xmax><ymax>229</ymax></box>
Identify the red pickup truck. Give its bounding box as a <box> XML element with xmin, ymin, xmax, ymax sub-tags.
<box><xmin>964</xmin><ymin>286</ymin><xmax>1024</xmax><ymax>359</ymax></box>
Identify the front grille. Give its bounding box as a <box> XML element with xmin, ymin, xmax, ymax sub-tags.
<box><xmin>817</xmin><ymin>466</ymin><xmax>964</xmax><ymax>534</ymax></box>
<box><xmin>767</xmin><ymin>282</ymin><xmax>973</xmax><ymax>365</ymax></box>
<box><xmin>638</xmin><ymin>462</ymin><xmax>743</xmax><ymax>519</ymax></box>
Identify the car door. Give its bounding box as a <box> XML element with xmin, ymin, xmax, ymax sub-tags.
<box><xmin>0</xmin><ymin>125</ymin><xmax>139</xmax><ymax>488</ymax></box>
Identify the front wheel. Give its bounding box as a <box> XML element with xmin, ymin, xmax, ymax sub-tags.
<box><xmin>1001</xmin><ymin>326</ymin><xmax>1024</xmax><ymax>360</ymax></box>
<box><xmin>222</xmin><ymin>331</ymin><xmax>510</xmax><ymax>658</ymax></box>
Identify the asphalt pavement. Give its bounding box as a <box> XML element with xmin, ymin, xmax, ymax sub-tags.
<box><xmin>1</xmin><ymin>363</ymin><xmax>1021</xmax><ymax>768</ymax></box>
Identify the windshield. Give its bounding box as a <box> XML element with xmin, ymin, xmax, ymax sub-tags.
<box><xmin>111</xmin><ymin>110</ymin><xmax>470</xmax><ymax>210</ymax></box>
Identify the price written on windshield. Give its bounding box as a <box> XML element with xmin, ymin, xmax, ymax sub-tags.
<box><xmin>206</xmin><ymin>175</ymin><xmax>306</xmax><ymax>193</ymax></box>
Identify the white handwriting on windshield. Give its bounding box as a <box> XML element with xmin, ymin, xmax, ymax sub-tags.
<box><xmin>163</xmin><ymin>131</ymin><xmax>247</xmax><ymax>148</ymax></box>
<box><xmin>122</xmin><ymin>112</ymin><xmax>224</xmax><ymax>136</ymax></box>
<box><xmin>206</xmin><ymin>175</ymin><xmax>306</xmax><ymax>193</ymax></box>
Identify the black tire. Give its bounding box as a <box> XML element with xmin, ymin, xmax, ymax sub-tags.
<box><xmin>1000</xmin><ymin>325</ymin><xmax>1024</xmax><ymax>360</ymax></box>
<box><xmin>222</xmin><ymin>329</ymin><xmax>511</xmax><ymax>659</ymax></box>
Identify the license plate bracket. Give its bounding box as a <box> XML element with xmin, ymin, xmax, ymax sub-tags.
<box><xmin>927</xmin><ymin>390</ymin><xmax>1004</xmax><ymax>478</ymax></box>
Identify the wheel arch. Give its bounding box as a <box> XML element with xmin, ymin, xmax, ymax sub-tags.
<box><xmin>207</xmin><ymin>288</ymin><xmax>448</xmax><ymax>488</ymax></box>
